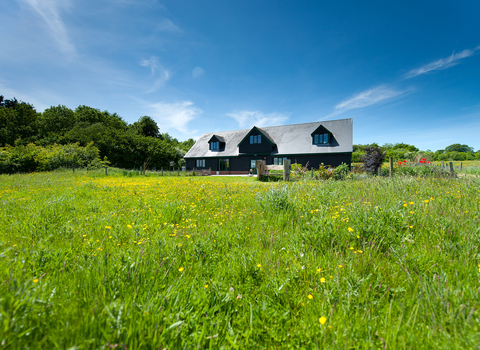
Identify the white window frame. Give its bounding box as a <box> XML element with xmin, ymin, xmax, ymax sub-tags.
<box><xmin>196</xmin><ymin>159</ymin><xmax>205</xmax><ymax>168</ymax></box>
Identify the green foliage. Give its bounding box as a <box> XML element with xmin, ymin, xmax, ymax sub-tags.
<box><xmin>351</xmin><ymin>151</ymin><xmax>364</xmax><ymax>163</ymax></box>
<box><xmin>394</xmin><ymin>163</ymin><xmax>452</xmax><ymax>178</ymax></box>
<box><xmin>256</xmin><ymin>185</ymin><xmax>293</xmax><ymax>213</ymax></box>
<box><xmin>445</xmin><ymin>143</ymin><xmax>474</xmax><ymax>153</ymax></box>
<box><xmin>333</xmin><ymin>162</ymin><xmax>350</xmax><ymax>180</ymax></box>
<box><xmin>0</xmin><ymin>96</ymin><xmax>195</xmax><ymax>173</ymax></box>
<box><xmin>315</xmin><ymin>163</ymin><xmax>335</xmax><ymax>180</ymax></box>
<box><xmin>0</xmin><ymin>143</ymin><xmax>102</xmax><ymax>173</ymax></box>
<box><xmin>0</xmin><ymin>96</ymin><xmax>39</xmax><ymax>146</ymax></box>
<box><xmin>129</xmin><ymin>116</ymin><xmax>160</xmax><ymax>138</ymax></box>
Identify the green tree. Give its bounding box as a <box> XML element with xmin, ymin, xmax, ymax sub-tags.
<box><xmin>129</xmin><ymin>116</ymin><xmax>160</xmax><ymax>138</ymax></box>
<box><xmin>0</xmin><ymin>96</ymin><xmax>39</xmax><ymax>146</ymax></box>
<box><xmin>37</xmin><ymin>105</ymin><xmax>75</xmax><ymax>143</ymax></box>
<box><xmin>444</xmin><ymin>144</ymin><xmax>474</xmax><ymax>153</ymax></box>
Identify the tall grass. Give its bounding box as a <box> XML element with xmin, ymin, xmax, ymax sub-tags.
<box><xmin>0</xmin><ymin>172</ymin><xmax>479</xmax><ymax>348</ymax></box>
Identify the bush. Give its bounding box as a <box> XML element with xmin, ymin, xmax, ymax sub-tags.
<box><xmin>259</xmin><ymin>174</ymin><xmax>283</xmax><ymax>182</ymax></box>
<box><xmin>334</xmin><ymin>162</ymin><xmax>350</xmax><ymax>180</ymax></box>
<box><xmin>395</xmin><ymin>164</ymin><xmax>451</xmax><ymax>178</ymax></box>
<box><xmin>0</xmin><ymin>143</ymin><xmax>102</xmax><ymax>174</ymax></box>
<box><xmin>361</xmin><ymin>146</ymin><xmax>385</xmax><ymax>174</ymax></box>
<box><xmin>315</xmin><ymin>163</ymin><xmax>335</xmax><ymax>180</ymax></box>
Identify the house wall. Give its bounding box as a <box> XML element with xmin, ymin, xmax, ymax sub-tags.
<box><xmin>186</xmin><ymin>153</ymin><xmax>352</xmax><ymax>172</ymax></box>
<box><xmin>238</xmin><ymin>130</ymin><xmax>273</xmax><ymax>154</ymax></box>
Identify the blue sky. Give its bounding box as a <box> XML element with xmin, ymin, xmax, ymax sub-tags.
<box><xmin>1</xmin><ymin>0</ymin><xmax>479</xmax><ymax>151</ymax></box>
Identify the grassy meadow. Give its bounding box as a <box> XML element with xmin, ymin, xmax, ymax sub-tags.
<box><xmin>1</xmin><ymin>170</ymin><xmax>480</xmax><ymax>349</ymax></box>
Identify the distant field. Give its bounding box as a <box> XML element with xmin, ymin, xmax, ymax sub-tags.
<box><xmin>1</xmin><ymin>170</ymin><xmax>479</xmax><ymax>349</ymax></box>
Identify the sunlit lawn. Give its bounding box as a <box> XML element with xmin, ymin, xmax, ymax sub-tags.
<box><xmin>1</xmin><ymin>170</ymin><xmax>479</xmax><ymax>349</ymax></box>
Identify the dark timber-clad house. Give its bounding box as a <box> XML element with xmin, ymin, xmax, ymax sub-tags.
<box><xmin>184</xmin><ymin>118</ymin><xmax>353</xmax><ymax>174</ymax></box>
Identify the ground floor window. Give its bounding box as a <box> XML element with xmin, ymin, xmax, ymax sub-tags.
<box><xmin>250</xmin><ymin>159</ymin><xmax>257</xmax><ymax>169</ymax></box>
<box><xmin>219</xmin><ymin>158</ymin><xmax>230</xmax><ymax>171</ymax></box>
<box><xmin>196</xmin><ymin>159</ymin><xmax>205</xmax><ymax>168</ymax></box>
<box><xmin>273</xmin><ymin>157</ymin><xmax>288</xmax><ymax>165</ymax></box>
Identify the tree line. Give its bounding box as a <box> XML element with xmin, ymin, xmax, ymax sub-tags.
<box><xmin>0</xmin><ymin>95</ymin><xmax>195</xmax><ymax>173</ymax></box>
<box><xmin>352</xmin><ymin>142</ymin><xmax>480</xmax><ymax>163</ymax></box>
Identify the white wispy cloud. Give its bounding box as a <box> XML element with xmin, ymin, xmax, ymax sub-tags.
<box><xmin>406</xmin><ymin>46</ymin><xmax>479</xmax><ymax>78</ymax></box>
<box><xmin>227</xmin><ymin>110</ymin><xmax>289</xmax><ymax>129</ymax></box>
<box><xmin>148</xmin><ymin>101</ymin><xmax>202</xmax><ymax>134</ymax></box>
<box><xmin>326</xmin><ymin>85</ymin><xmax>408</xmax><ymax>118</ymax></box>
<box><xmin>156</xmin><ymin>19</ymin><xmax>182</xmax><ymax>33</ymax></box>
<box><xmin>22</xmin><ymin>0</ymin><xmax>76</xmax><ymax>57</ymax></box>
<box><xmin>139</xmin><ymin>57</ymin><xmax>170</xmax><ymax>92</ymax></box>
<box><xmin>192</xmin><ymin>67</ymin><xmax>205</xmax><ymax>78</ymax></box>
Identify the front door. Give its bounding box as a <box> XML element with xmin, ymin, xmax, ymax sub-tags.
<box><xmin>250</xmin><ymin>159</ymin><xmax>257</xmax><ymax>174</ymax></box>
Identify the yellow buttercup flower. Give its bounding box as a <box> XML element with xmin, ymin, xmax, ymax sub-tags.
<box><xmin>178</xmin><ymin>267</ymin><xmax>184</xmax><ymax>272</ymax></box>
<box><xmin>319</xmin><ymin>316</ymin><xmax>327</xmax><ymax>325</ymax></box>
<box><xmin>308</xmin><ymin>294</ymin><xmax>313</xmax><ymax>299</ymax></box>
<box><xmin>320</xmin><ymin>277</ymin><xmax>326</xmax><ymax>283</ymax></box>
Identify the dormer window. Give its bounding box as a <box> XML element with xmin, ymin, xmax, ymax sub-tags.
<box><xmin>313</xmin><ymin>133</ymin><xmax>329</xmax><ymax>144</ymax></box>
<box><xmin>250</xmin><ymin>135</ymin><xmax>261</xmax><ymax>144</ymax></box>
<box><xmin>208</xmin><ymin>135</ymin><xmax>225</xmax><ymax>151</ymax></box>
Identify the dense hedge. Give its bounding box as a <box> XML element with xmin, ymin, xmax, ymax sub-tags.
<box><xmin>0</xmin><ymin>143</ymin><xmax>103</xmax><ymax>174</ymax></box>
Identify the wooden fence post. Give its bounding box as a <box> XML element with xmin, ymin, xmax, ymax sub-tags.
<box><xmin>256</xmin><ymin>160</ymin><xmax>265</xmax><ymax>181</ymax></box>
<box><xmin>377</xmin><ymin>167</ymin><xmax>382</xmax><ymax>176</ymax></box>
<box><xmin>389</xmin><ymin>157</ymin><xmax>393</xmax><ymax>177</ymax></box>
<box><xmin>449</xmin><ymin>162</ymin><xmax>454</xmax><ymax>176</ymax></box>
<box><xmin>105</xmin><ymin>167</ymin><xmax>108</xmax><ymax>176</ymax></box>
<box><xmin>283</xmin><ymin>160</ymin><xmax>291</xmax><ymax>181</ymax></box>
<box><xmin>441</xmin><ymin>161</ymin><xmax>444</xmax><ymax>170</ymax></box>
<box><xmin>311</xmin><ymin>168</ymin><xmax>314</xmax><ymax>179</ymax></box>
<box><xmin>460</xmin><ymin>162</ymin><xmax>462</xmax><ymax>171</ymax></box>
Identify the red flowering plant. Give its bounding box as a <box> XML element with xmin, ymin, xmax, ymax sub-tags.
<box><xmin>418</xmin><ymin>158</ymin><xmax>431</xmax><ymax>164</ymax></box>
<box><xmin>396</xmin><ymin>160</ymin><xmax>408</xmax><ymax>167</ymax></box>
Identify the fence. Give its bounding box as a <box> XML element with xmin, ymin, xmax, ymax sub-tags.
<box><xmin>256</xmin><ymin>160</ymin><xmax>291</xmax><ymax>181</ymax></box>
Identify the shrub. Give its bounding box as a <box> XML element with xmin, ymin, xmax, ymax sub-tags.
<box><xmin>0</xmin><ymin>142</ymin><xmax>102</xmax><ymax>174</ymax></box>
<box><xmin>333</xmin><ymin>162</ymin><xmax>350</xmax><ymax>180</ymax></box>
<box><xmin>315</xmin><ymin>163</ymin><xmax>335</xmax><ymax>180</ymax></box>
<box><xmin>361</xmin><ymin>146</ymin><xmax>385</xmax><ymax>174</ymax></box>
<box><xmin>291</xmin><ymin>162</ymin><xmax>308</xmax><ymax>176</ymax></box>
<box><xmin>395</xmin><ymin>164</ymin><xmax>451</xmax><ymax>178</ymax></box>
<box><xmin>259</xmin><ymin>174</ymin><xmax>283</xmax><ymax>182</ymax></box>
